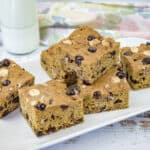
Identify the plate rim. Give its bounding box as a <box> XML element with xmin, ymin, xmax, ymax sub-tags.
<box><xmin>36</xmin><ymin>107</ymin><xmax>150</xmax><ymax>150</ymax></box>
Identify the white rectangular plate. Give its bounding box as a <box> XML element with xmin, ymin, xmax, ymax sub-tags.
<box><xmin>0</xmin><ymin>38</ymin><xmax>149</xmax><ymax>150</ymax></box>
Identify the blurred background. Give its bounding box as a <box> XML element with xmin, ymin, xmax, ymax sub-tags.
<box><xmin>37</xmin><ymin>0</ymin><xmax>150</xmax><ymax>46</ymax></box>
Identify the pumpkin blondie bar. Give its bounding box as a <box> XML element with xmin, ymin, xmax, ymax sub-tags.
<box><xmin>0</xmin><ymin>59</ymin><xmax>34</xmax><ymax>118</ymax></box>
<box><xmin>121</xmin><ymin>43</ymin><xmax>150</xmax><ymax>89</ymax></box>
<box><xmin>80</xmin><ymin>65</ymin><xmax>130</xmax><ymax>114</ymax></box>
<box><xmin>41</xmin><ymin>26</ymin><xmax>120</xmax><ymax>86</ymax></box>
<box><xmin>19</xmin><ymin>80</ymin><xmax>83</xmax><ymax>136</ymax></box>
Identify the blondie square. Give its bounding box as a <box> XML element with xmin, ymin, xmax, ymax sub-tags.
<box><xmin>0</xmin><ymin>59</ymin><xmax>34</xmax><ymax>118</ymax></box>
<box><xmin>19</xmin><ymin>80</ymin><xmax>83</xmax><ymax>136</ymax></box>
<box><xmin>80</xmin><ymin>66</ymin><xmax>129</xmax><ymax>114</ymax></box>
<box><xmin>121</xmin><ymin>43</ymin><xmax>150</xmax><ymax>89</ymax></box>
<box><xmin>41</xmin><ymin>26</ymin><xmax>120</xmax><ymax>86</ymax></box>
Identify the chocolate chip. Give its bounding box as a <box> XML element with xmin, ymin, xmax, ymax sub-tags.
<box><xmin>25</xmin><ymin>113</ymin><xmax>29</xmax><ymax>120</ymax></box>
<box><xmin>2</xmin><ymin>110</ymin><xmax>9</xmax><ymax>117</ymax></box>
<box><xmin>142</xmin><ymin>58</ymin><xmax>150</xmax><ymax>65</ymax></box>
<box><xmin>88</xmin><ymin>46</ymin><xmax>97</xmax><ymax>53</ymax></box>
<box><xmin>146</xmin><ymin>42</ymin><xmax>150</xmax><ymax>46</ymax></box>
<box><xmin>64</xmin><ymin>74</ymin><xmax>68</xmax><ymax>79</ymax></box>
<box><xmin>36</xmin><ymin>131</ymin><xmax>43</xmax><ymax>137</ymax></box>
<box><xmin>2</xmin><ymin>80</ymin><xmax>11</xmax><ymax>86</ymax></box>
<box><xmin>35</xmin><ymin>103</ymin><xmax>46</xmax><ymax>111</ymax></box>
<box><xmin>116</xmin><ymin>71</ymin><xmax>126</xmax><ymax>79</ymax></box>
<box><xmin>87</xmin><ymin>35</ymin><xmax>95</xmax><ymax>41</ymax></box>
<box><xmin>100</xmin><ymin>105</ymin><xmax>106</xmax><ymax>112</ymax></box>
<box><xmin>117</xmin><ymin>66</ymin><xmax>123</xmax><ymax>72</ymax></box>
<box><xmin>110</xmin><ymin>51</ymin><xmax>116</xmax><ymax>57</ymax></box>
<box><xmin>114</xmin><ymin>99</ymin><xmax>122</xmax><ymax>104</ymax></box>
<box><xmin>49</xmin><ymin>99</ymin><xmax>53</xmax><ymax>104</ymax></box>
<box><xmin>101</xmin><ymin>67</ymin><xmax>106</xmax><ymax>73</ymax></box>
<box><xmin>51</xmin><ymin>115</ymin><xmax>55</xmax><ymax>120</ymax></box>
<box><xmin>109</xmin><ymin>92</ymin><xmax>114</xmax><ymax>97</ymax></box>
<box><xmin>126</xmin><ymin>73</ymin><xmax>129</xmax><ymax>79</ymax></box>
<box><xmin>1</xmin><ymin>59</ymin><xmax>10</xmax><ymax>67</ymax></box>
<box><xmin>66</xmin><ymin>84</ymin><xmax>80</xmax><ymax>96</ymax></box>
<box><xmin>0</xmin><ymin>106</ymin><xmax>3</xmax><ymax>111</ymax></box>
<box><xmin>48</xmin><ymin>127</ymin><xmax>56</xmax><ymax>133</ymax></box>
<box><xmin>66</xmin><ymin>88</ymin><xmax>76</xmax><ymax>95</ymax></box>
<box><xmin>123</xmin><ymin>51</ymin><xmax>133</xmax><ymax>56</ymax></box>
<box><xmin>41</xmin><ymin>59</ymin><xmax>46</xmax><ymax>64</ymax></box>
<box><xmin>12</xmin><ymin>97</ymin><xmax>19</xmax><ymax>103</ymax></box>
<box><xmin>130</xmin><ymin>76</ymin><xmax>139</xmax><ymax>84</ymax></box>
<box><xmin>83</xmin><ymin>80</ymin><xmax>91</xmax><ymax>85</ymax></box>
<box><xmin>4</xmin><ymin>103</ymin><xmax>7</xmax><ymax>108</ymax></box>
<box><xmin>65</xmin><ymin>71</ymin><xmax>77</xmax><ymax>86</ymax></box>
<box><xmin>75</xmin><ymin>55</ymin><xmax>84</xmax><ymax>66</ymax></box>
<box><xmin>77</xmin><ymin>118</ymin><xmax>83</xmax><ymax>122</ymax></box>
<box><xmin>11</xmin><ymin>94</ymin><xmax>15</xmax><ymax>99</ymax></box>
<box><xmin>93</xmin><ymin>91</ymin><xmax>102</xmax><ymax>100</ymax></box>
<box><xmin>60</xmin><ymin>104</ymin><xmax>69</xmax><ymax>110</ymax></box>
<box><xmin>134</xmin><ymin>59</ymin><xmax>138</xmax><ymax>61</ymax></box>
<box><xmin>139</xmin><ymin>72</ymin><xmax>144</xmax><ymax>76</ymax></box>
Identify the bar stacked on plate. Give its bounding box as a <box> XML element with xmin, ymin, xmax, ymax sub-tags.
<box><xmin>40</xmin><ymin>26</ymin><xmax>130</xmax><ymax>115</ymax></box>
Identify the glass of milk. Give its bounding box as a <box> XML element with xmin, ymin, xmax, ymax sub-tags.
<box><xmin>0</xmin><ymin>0</ymin><xmax>40</xmax><ymax>54</ymax></box>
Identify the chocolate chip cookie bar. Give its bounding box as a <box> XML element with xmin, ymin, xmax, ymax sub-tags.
<box><xmin>0</xmin><ymin>59</ymin><xmax>34</xmax><ymax>118</ymax></box>
<box><xmin>80</xmin><ymin>66</ymin><xmax>129</xmax><ymax>114</ymax></box>
<box><xmin>19</xmin><ymin>80</ymin><xmax>83</xmax><ymax>136</ymax></box>
<box><xmin>121</xmin><ymin>43</ymin><xmax>150</xmax><ymax>89</ymax></box>
<box><xmin>41</xmin><ymin>26</ymin><xmax>120</xmax><ymax>85</ymax></box>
